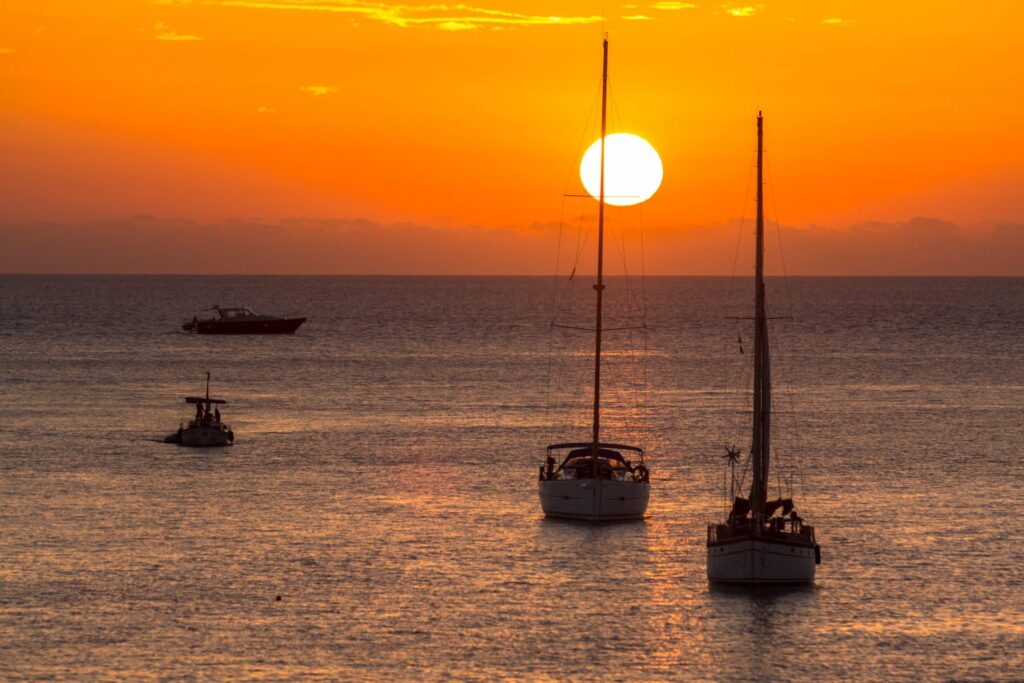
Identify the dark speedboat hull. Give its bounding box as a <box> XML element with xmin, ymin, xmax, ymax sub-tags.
<box><xmin>185</xmin><ymin>318</ymin><xmax>306</xmax><ymax>334</ymax></box>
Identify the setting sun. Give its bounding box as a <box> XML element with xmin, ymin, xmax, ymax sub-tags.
<box><xmin>580</xmin><ymin>133</ymin><xmax>663</xmax><ymax>207</ymax></box>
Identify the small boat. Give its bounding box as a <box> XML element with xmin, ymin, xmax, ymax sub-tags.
<box><xmin>537</xmin><ymin>37</ymin><xmax>651</xmax><ymax>522</ymax></box>
<box><xmin>706</xmin><ymin>112</ymin><xmax>821</xmax><ymax>585</ymax></box>
<box><xmin>182</xmin><ymin>306</ymin><xmax>305</xmax><ymax>334</ymax></box>
<box><xmin>164</xmin><ymin>372</ymin><xmax>235</xmax><ymax>447</ymax></box>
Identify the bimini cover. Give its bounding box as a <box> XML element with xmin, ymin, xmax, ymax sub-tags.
<box><xmin>185</xmin><ymin>397</ymin><xmax>228</xmax><ymax>404</ymax></box>
<box><xmin>567</xmin><ymin>447</ymin><xmax>626</xmax><ymax>462</ymax></box>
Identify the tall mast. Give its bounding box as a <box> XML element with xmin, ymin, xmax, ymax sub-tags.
<box><xmin>205</xmin><ymin>371</ymin><xmax>211</xmax><ymax>409</ymax></box>
<box><xmin>591</xmin><ymin>35</ymin><xmax>609</xmax><ymax>473</ymax></box>
<box><xmin>750</xmin><ymin>111</ymin><xmax>772</xmax><ymax>523</ymax></box>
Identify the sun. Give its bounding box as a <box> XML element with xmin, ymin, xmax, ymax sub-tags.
<box><xmin>580</xmin><ymin>133</ymin><xmax>663</xmax><ymax>207</ymax></box>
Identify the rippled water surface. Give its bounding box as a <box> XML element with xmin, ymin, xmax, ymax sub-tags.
<box><xmin>1</xmin><ymin>276</ymin><xmax>1022</xmax><ymax>681</ymax></box>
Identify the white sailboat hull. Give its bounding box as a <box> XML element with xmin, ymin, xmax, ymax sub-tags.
<box><xmin>539</xmin><ymin>478</ymin><xmax>649</xmax><ymax>521</ymax></box>
<box><xmin>179</xmin><ymin>425</ymin><xmax>233</xmax><ymax>447</ymax></box>
<box><xmin>707</xmin><ymin>536</ymin><xmax>816</xmax><ymax>585</ymax></box>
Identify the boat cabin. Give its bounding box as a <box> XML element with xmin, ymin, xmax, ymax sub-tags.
<box><xmin>541</xmin><ymin>442</ymin><xmax>648</xmax><ymax>483</ymax></box>
<box><xmin>216</xmin><ymin>307</ymin><xmax>256</xmax><ymax>319</ymax></box>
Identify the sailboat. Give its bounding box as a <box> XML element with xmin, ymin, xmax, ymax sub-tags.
<box><xmin>537</xmin><ymin>37</ymin><xmax>651</xmax><ymax>522</ymax></box>
<box><xmin>706</xmin><ymin>112</ymin><xmax>821</xmax><ymax>583</ymax></box>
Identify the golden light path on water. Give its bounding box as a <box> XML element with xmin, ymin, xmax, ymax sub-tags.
<box><xmin>0</xmin><ymin>276</ymin><xmax>1022</xmax><ymax>680</ymax></box>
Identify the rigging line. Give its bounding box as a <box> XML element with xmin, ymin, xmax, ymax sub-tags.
<box><xmin>554</xmin><ymin>198</ymin><xmax>592</xmax><ymax>317</ymax></box>
<box><xmin>563</xmin><ymin>85</ymin><xmax>603</xmax><ymax>199</ymax></box>
<box><xmin>607</xmin><ymin>76</ymin><xmax>620</xmax><ymax>134</ymax></box>
<box><xmin>551</xmin><ymin>196</ymin><xmax>567</xmax><ymax>309</ymax></box>
<box><xmin>602</xmin><ymin>204</ymin><xmax>643</xmax><ymax>449</ymax></box>
<box><xmin>761</xmin><ymin>148</ymin><xmax>798</xmax><ymax>327</ymax></box>
<box><xmin>637</xmin><ymin>202</ymin><xmax>648</xmax><ymax>318</ymax></box>
<box><xmin>719</xmin><ymin>143</ymin><xmax>757</xmax><ymax>448</ymax></box>
<box><xmin>725</xmin><ymin>144</ymin><xmax>757</xmax><ymax>311</ymax></box>
<box><xmin>544</xmin><ymin>203</ymin><xmax>567</xmax><ymax>427</ymax></box>
<box><xmin>760</xmin><ymin>144</ymin><xmax>810</xmax><ymax>510</ymax></box>
<box><xmin>636</xmin><ymin>202</ymin><xmax>650</xmax><ymax>451</ymax></box>
<box><xmin>550</xmin><ymin>207</ymin><xmax>590</xmax><ymax>438</ymax></box>
<box><xmin>765</xmin><ymin>308</ymin><xmax>807</xmax><ymax>511</ymax></box>
<box><xmin>613</xmin><ymin>213</ymin><xmax>647</xmax><ymax>445</ymax></box>
<box><xmin>764</xmin><ymin>150</ymin><xmax>796</xmax><ymax>323</ymax></box>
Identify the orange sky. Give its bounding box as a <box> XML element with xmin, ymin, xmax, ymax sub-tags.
<box><xmin>1</xmin><ymin>1</ymin><xmax>1022</xmax><ymax>273</ymax></box>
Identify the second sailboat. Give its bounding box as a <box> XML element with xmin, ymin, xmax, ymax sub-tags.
<box><xmin>537</xmin><ymin>37</ymin><xmax>651</xmax><ymax>521</ymax></box>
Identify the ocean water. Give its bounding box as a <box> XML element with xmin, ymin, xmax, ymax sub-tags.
<box><xmin>0</xmin><ymin>275</ymin><xmax>1021</xmax><ymax>681</ymax></box>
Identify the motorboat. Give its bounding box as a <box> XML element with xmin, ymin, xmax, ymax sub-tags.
<box><xmin>182</xmin><ymin>306</ymin><xmax>305</xmax><ymax>334</ymax></box>
<box><xmin>164</xmin><ymin>372</ymin><xmax>235</xmax><ymax>447</ymax></box>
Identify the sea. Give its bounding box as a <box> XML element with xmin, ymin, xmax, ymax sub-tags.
<box><xmin>1</xmin><ymin>275</ymin><xmax>1021</xmax><ymax>681</ymax></box>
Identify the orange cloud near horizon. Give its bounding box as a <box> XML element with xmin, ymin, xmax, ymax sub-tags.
<box><xmin>1</xmin><ymin>1</ymin><xmax>1022</xmax><ymax>274</ymax></box>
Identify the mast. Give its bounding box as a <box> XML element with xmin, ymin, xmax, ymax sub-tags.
<box><xmin>591</xmin><ymin>35</ymin><xmax>609</xmax><ymax>475</ymax></box>
<box><xmin>205</xmin><ymin>371</ymin><xmax>211</xmax><ymax>411</ymax></box>
<box><xmin>750</xmin><ymin>111</ymin><xmax>772</xmax><ymax>524</ymax></box>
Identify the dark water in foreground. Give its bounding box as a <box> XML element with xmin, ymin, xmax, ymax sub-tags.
<box><xmin>1</xmin><ymin>276</ymin><xmax>1022</xmax><ymax>681</ymax></box>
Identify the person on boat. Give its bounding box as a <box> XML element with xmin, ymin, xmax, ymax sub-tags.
<box><xmin>214</xmin><ymin>408</ymin><xmax>221</xmax><ymax>423</ymax></box>
<box><xmin>195</xmin><ymin>403</ymin><xmax>204</xmax><ymax>423</ymax></box>
<box><xmin>545</xmin><ymin>455</ymin><xmax>556</xmax><ymax>480</ymax></box>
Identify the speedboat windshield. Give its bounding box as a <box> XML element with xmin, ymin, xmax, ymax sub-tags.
<box><xmin>221</xmin><ymin>308</ymin><xmax>253</xmax><ymax>318</ymax></box>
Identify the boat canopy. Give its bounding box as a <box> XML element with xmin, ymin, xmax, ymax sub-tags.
<box><xmin>546</xmin><ymin>442</ymin><xmax>644</xmax><ymax>456</ymax></box>
<box><xmin>185</xmin><ymin>396</ymin><xmax>228</xmax><ymax>404</ymax></box>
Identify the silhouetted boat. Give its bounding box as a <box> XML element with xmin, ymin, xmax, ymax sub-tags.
<box><xmin>182</xmin><ymin>306</ymin><xmax>305</xmax><ymax>334</ymax></box>
<box><xmin>537</xmin><ymin>37</ymin><xmax>651</xmax><ymax>522</ymax></box>
<box><xmin>164</xmin><ymin>372</ymin><xmax>234</xmax><ymax>447</ymax></box>
<box><xmin>706</xmin><ymin>112</ymin><xmax>821</xmax><ymax>584</ymax></box>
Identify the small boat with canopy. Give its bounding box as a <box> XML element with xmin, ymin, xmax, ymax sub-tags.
<box><xmin>164</xmin><ymin>372</ymin><xmax>234</xmax><ymax>447</ymax></box>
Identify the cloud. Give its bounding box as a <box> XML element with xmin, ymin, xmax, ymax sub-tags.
<box><xmin>823</xmin><ymin>17</ymin><xmax>853</xmax><ymax>26</ymax></box>
<box><xmin>299</xmin><ymin>85</ymin><xmax>338</xmax><ymax>96</ymax></box>
<box><xmin>723</xmin><ymin>5</ymin><xmax>759</xmax><ymax>17</ymax></box>
<box><xmin>3</xmin><ymin>216</ymin><xmax>1023</xmax><ymax>275</ymax></box>
<box><xmin>154</xmin><ymin>22</ymin><xmax>203</xmax><ymax>41</ymax></box>
<box><xmin>156</xmin><ymin>0</ymin><xmax>602</xmax><ymax>31</ymax></box>
<box><xmin>438</xmin><ymin>20</ymin><xmax>475</xmax><ymax>31</ymax></box>
<box><xmin>650</xmin><ymin>1</ymin><xmax>696</xmax><ymax>9</ymax></box>
<box><xmin>623</xmin><ymin>15</ymin><xmax>653</xmax><ymax>21</ymax></box>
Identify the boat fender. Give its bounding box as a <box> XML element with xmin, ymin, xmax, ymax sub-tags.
<box><xmin>814</xmin><ymin>544</ymin><xmax>821</xmax><ymax>565</ymax></box>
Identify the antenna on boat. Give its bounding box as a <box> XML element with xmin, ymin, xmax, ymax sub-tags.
<box><xmin>591</xmin><ymin>34</ymin><xmax>609</xmax><ymax>477</ymax></box>
<box><xmin>205</xmin><ymin>371</ymin><xmax>211</xmax><ymax>407</ymax></box>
